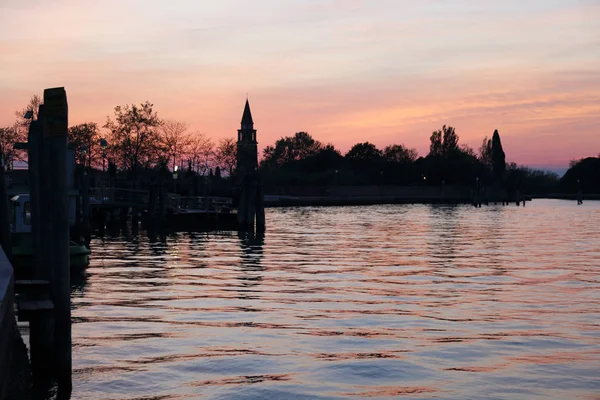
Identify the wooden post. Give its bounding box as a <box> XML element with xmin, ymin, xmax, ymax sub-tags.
<box><xmin>81</xmin><ymin>171</ymin><xmax>90</xmax><ymax>236</ymax></box>
<box><xmin>0</xmin><ymin>160</ymin><xmax>11</xmax><ymax>262</ymax></box>
<box><xmin>42</xmin><ymin>87</ymin><xmax>71</xmax><ymax>396</ymax></box>
<box><xmin>237</xmin><ymin>179</ymin><xmax>249</xmax><ymax>230</ymax></box>
<box><xmin>25</xmin><ymin>106</ymin><xmax>55</xmax><ymax>392</ymax></box>
<box><xmin>28</xmin><ymin>115</ymin><xmax>43</xmax><ymax>269</ymax></box>
<box><xmin>245</xmin><ymin>183</ymin><xmax>257</xmax><ymax>229</ymax></box>
<box><xmin>256</xmin><ymin>181</ymin><xmax>265</xmax><ymax>232</ymax></box>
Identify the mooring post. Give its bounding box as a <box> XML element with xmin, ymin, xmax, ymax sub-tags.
<box><xmin>28</xmin><ymin>106</ymin><xmax>55</xmax><ymax>398</ymax></box>
<box><xmin>28</xmin><ymin>115</ymin><xmax>43</xmax><ymax>269</ymax></box>
<box><xmin>0</xmin><ymin>159</ymin><xmax>11</xmax><ymax>262</ymax></box>
<box><xmin>245</xmin><ymin>182</ymin><xmax>257</xmax><ymax>230</ymax></box>
<box><xmin>237</xmin><ymin>178</ymin><xmax>249</xmax><ymax>230</ymax></box>
<box><xmin>256</xmin><ymin>180</ymin><xmax>265</xmax><ymax>232</ymax></box>
<box><xmin>26</xmin><ymin>105</ymin><xmax>55</xmax><ymax>391</ymax></box>
<box><xmin>82</xmin><ymin>169</ymin><xmax>90</xmax><ymax>237</ymax></box>
<box><xmin>42</xmin><ymin>87</ymin><xmax>71</xmax><ymax>396</ymax></box>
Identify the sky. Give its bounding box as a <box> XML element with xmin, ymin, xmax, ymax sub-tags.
<box><xmin>1</xmin><ymin>0</ymin><xmax>599</xmax><ymax>172</ymax></box>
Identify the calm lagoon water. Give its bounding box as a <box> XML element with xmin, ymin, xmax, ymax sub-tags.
<box><xmin>70</xmin><ymin>200</ymin><xmax>600</xmax><ymax>399</ymax></box>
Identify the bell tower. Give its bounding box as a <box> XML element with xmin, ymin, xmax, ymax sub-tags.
<box><xmin>236</xmin><ymin>98</ymin><xmax>258</xmax><ymax>178</ymax></box>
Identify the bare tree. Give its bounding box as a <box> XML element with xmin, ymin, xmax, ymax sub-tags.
<box><xmin>215</xmin><ymin>137</ymin><xmax>237</xmax><ymax>175</ymax></box>
<box><xmin>103</xmin><ymin>101</ymin><xmax>163</xmax><ymax>175</ymax></box>
<box><xmin>14</xmin><ymin>94</ymin><xmax>43</xmax><ymax>134</ymax></box>
<box><xmin>187</xmin><ymin>132</ymin><xmax>214</xmax><ymax>175</ymax></box>
<box><xmin>69</xmin><ymin>123</ymin><xmax>100</xmax><ymax>168</ymax></box>
<box><xmin>0</xmin><ymin>126</ymin><xmax>24</xmax><ymax>170</ymax></box>
<box><xmin>8</xmin><ymin>94</ymin><xmax>43</xmax><ymax>166</ymax></box>
<box><xmin>161</xmin><ymin>120</ymin><xmax>191</xmax><ymax>171</ymax></box>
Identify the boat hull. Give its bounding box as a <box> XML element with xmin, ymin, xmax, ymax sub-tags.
<box><xmin>11</xmin><ymin>233</ymin><xmax>91</xmax><ymax>270</ymax></box>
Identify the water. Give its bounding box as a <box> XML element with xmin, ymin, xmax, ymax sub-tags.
<box><xmin>70</xmin><ymin>200</ymin><xmax>600</xmax><ymax>399</ymax></box>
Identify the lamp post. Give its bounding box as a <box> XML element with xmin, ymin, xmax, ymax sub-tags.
<box><xmin>79</xmin><ymin>145</ymin><xmax>89</xmax><ymax>227</ymax></box>
<box><xmin>173</xmin><ymin>165</ymin><xmax>179</xmax><ymax>194</ymax></box>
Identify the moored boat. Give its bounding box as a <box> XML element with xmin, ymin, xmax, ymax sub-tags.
<box><xmin>10</xmin><ymin>194</ymin><xmax>91</xmax><ymax>269</ymax></box>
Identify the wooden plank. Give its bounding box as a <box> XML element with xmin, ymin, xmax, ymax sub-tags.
<box><xmin>15</xmin><ymin>280</ymin><xmax>50</xmax><ymax>286</ymax></box>
<box><xmin>17</xmin><ymin>299</ymin><xmax>53</xmax><ymax>311</ymax></box>
<box><xmin>16</xmin><ymin>298</ymin><xmax>54</xmax><ymax>321</ymax></box>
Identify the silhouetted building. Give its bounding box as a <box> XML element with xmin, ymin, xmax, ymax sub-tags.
<box><xmin>236</xmin><ymin>99</ymin><xmax>258</xmax><ymax>180</ymax></box>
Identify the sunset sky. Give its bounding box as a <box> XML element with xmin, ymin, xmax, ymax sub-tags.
<box><xmin>1</xmin><ymin>0</ymin><xmax>599</xmax><ymax>172</ymax></box>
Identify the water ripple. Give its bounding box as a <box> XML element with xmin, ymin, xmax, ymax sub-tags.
<box><xmin>71</xmin><ymin>200</ymin><xmax>600</xmax><ymax>399</ymax></box>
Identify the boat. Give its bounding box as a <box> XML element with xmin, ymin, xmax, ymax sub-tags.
<box><xmin>9</xmin><ymin>194</ymin><xmax>91</xmax><ymax>269</ymax></box>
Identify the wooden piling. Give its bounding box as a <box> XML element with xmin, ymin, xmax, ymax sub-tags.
<box><xmin>81</xmin><ymin>170</ymin><xmax>90</xmax><ymax>237</ymax></box>
<box><xmin>28</xmin><ymin>115</ymin><xmax>43</xmax><ymax>269</ymax></box>
<box><xmin>0</xmin><ymin>159</ymin><xmax>11</xmax><ymax>261</ymax></box>
<box><xmin>42</xmin><ymin>87</ymin><xmax>71</xmax><ymax>396</ymax></box>
<box><xmin>24</xmin><ymin>105</ymin><xmax>56</xmax><ymax>390</ymax></box>
<box><xmin>237</xmin><ymin>180</ymin><xmax>249</xmax><ymax>230</ymax></box>
<box><xmin>256</xmin><ymin>182</ymin><xmax>265</xmax><ymax>232</ymax></box>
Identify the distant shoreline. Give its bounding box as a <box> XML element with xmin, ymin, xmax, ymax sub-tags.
<box><xmin>264</xmin><ymin>194</ymin><xmax>598</xmax><ymax>208</ymax></box>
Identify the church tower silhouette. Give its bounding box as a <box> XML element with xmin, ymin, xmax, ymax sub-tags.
<box><xmin>236</xmin><ymin>98</ymin><xmax>258</xmax><ymax>179</ymax></box>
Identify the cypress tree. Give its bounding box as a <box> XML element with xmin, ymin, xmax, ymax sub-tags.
<box><xmin>491</xmin><ymin>129</ymin><xmax>506</xmax><ymax>180</ymax></box>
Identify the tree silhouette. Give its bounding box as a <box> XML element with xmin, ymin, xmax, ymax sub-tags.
<box><xmin>383</xmin><ymin>144</ymin><xmax>418</xmax><ymax>163</ymax></box>
<box><xmin>14</xmin><ymin>94</ymin><xmax>42</xmax><ymax>135</ymax></box>
<box><xmin>478</xmin><ymin>136</ymin><xmax>492</xmax><ymax>167</ymax></box>
<box><xmin>561</xmin><ymin>156</ymin><xmax>600</xmax><ymax>193</ymax></box>
<box><xmin>215</xmin><ymin>137</ymin><xmax>237</xmax><ymax>176</ymax></box>
<box><xmin>429</xmin><ymin>130</ymin><xmax>442</xmax><ymax>157</ymax></box>
<box><xmin>345</xmin><ymin>142</ymin><xmax>382</xmax><ymax>163</ymax></box>
<box><xmin>69</xmin><ymin>123</ymin><xmax>100</xmax><ymax>168</ymax></box>
<box><xmin>103</xmin><ymin>101</ymin><xmax>163</xmax><ymax>176</ymax></box>
<box><xmin>187</xmin><ymin>132</ymin><xmax>214</xmax><ymax>175</ymax></box>
<box><xmin>262</xmin><ymin>132</ymin><xmax>322</xmax><ymax>168</ymax></box>
<box><xmin>442</xmin><ymin>126</ymin><xmax>459</xmax><ymax>156</ymax></box>
<box><xmin>160</xmin><ymin>120</ymin><xmax>190</xmax><ymax>171</ymax></box>
<box><xmin>491</xmin><ymin>129</ymin><xmax>506</xmax><ymax>180</ymax></box>
<box><xmin>429</xmin><ymin>125</ymin><xmax>459</xmax><ymax>158</ymax></box>
<box><xmin>0</xmin><ymin>126</ymin><xmax>22</xmax><ymax>170</ymax></box>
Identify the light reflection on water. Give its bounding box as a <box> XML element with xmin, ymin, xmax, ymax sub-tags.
<box><xmin>71</xmin><ymin>200</ymin><xmax>600</xmax><ymax>399</ymax></box>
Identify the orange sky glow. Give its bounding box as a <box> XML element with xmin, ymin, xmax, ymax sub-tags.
<box><xmin>1</xmin><ymin>0</ymin><xmax>599</xmax><ymax>171</ymax></box>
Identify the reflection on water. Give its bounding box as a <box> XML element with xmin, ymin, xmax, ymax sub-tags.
<box><xmin>71</xmin><ymin>200</ymin><xmax>600</xmax><ymax>399</ymax></box>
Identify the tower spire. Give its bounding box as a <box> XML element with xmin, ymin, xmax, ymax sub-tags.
<box><xmin>237</xmin><ymin>98</ymin><xmax>258</xmax><ymax>178</ymax></box>
<box><xmin>241</xmin><ymin>98</ymin><xmax>253</xmax><ymax>127</ymax></box>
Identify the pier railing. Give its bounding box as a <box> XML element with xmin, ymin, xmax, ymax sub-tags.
<box><xmin>89</xmin><ymin>187</ymin><xmax>150</xmax><ymax>208</ymax></box>
<box><xmin>88</xmin><ymin>188</ymin><xmax>234</xmax><ymax>214</ymax></box>
<box><xmin>171</xmin><ymin>196</ymin><xmax>233</xmax><ymax>213</ymax></box>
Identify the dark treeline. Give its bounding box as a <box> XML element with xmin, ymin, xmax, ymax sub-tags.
<box><xmin>2</xmin><ymin>95</ymin><xmax>598</xmax><ymax>196</ymax></box>
<box><xmin>2</xmin><ymin>97</ymin><xmax>237</xmax><ymax>194</ymax></box>
<box><xmin>259</xmin><ymin>128</ymin><xmax>599</xmax><ymax>196</ymax></box>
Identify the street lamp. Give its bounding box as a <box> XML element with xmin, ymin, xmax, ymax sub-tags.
<box><xmin>173</xmin><ymin>165</ymin><xmax>179</xmax><ymax>194</ymax></box>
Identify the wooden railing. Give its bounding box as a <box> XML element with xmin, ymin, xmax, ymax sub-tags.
<box><xmin>88</xmin><ymin>188</ymin><xmax>234</xmax><ymax>213</ymax></box>
<box><xmin>89</xmin><ymin>188</ymin><xmax>150</xmax><ymax>207</ymax></box>
<box><xmin>171</xmin><ymin>196</ymin><xmax>233</xmax><ymax>213</ymax></box>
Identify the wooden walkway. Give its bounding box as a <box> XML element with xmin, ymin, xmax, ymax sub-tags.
<box><xmin>89</xmin><ymin>187</ymin><xmax>233</xmax><ymax>213</ymax></box>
